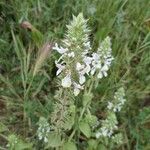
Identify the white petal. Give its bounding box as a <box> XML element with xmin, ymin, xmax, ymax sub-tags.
<box><xmin>73</xmin><ymin>82</ymin><xmax>84</xmax><ymax>96</ymax></box>
<box><xmin>95</xmin><ymin>62</ymin><xmax>101</xmax><ymax>69</ymax></box>
<box><xmin>56</xmin><ymin>68</ymin><xmax>62</xmax><ymax>76</ymax></box>
<box><xmin>73</xmin><ymin>82</ymin><xmax>84</xmax><ymax>89</ymax></box>
<box><xmin>101</xmin><ymin>127</ymin><xmax>108</xmax><ymax>137</ymax></box>
<box><xmin>44</xmin><ymin>137</ymin><xmax>48</xmax><ymax>143</ymax></box>
<box><xmin>102</xmin><ymin>64</ymin><xmax>109</xmax><ymax>71</ymax></box>
<box><xmin>95</xmin><ymin>132</ymin><xmax>101</xmax><ymax>138</ymax></box>
<box><xmin>68</xmin><ymin>52</ymin><xmax>75</xmax><ymax>57</ymax></box>
<box><xmin>81</xmin><ymin>64</ymin><xmax>91</xmax><ymax>75</ymax></box>
<box><xmin>61</xmin><ymin>74</ymin><xmax>72</xmax><ymax>88</ymax></box>
<box><xmin>53</xmin><ymin>43</ymin><xmax>68</xmax><ymax>54</ymax></box>
<box><xmin>92</xmin><ymin>53</ymin><xmax>99</xmax><ymax>61</ymax></box>
<box><xmin>103</xmin><ymin>71</ymin><xmax>108</xmax><ymax>77</ymax></box>
<box><xmin>113</xmin><ymin>108</ymin><xmax>117</xmax><ymax>112</ymax></box>
<box><xmin>47</xmin><ymin>127</ymin><xmax>50</xmax><ymax>132</ymax></box>
<box><xmin>107</xmin><ymin>102</ymin><xmax>113</xmax><ymax>109</ymax></box>
<box><xmin>76</xmin><ymin>62</ymin><xmax>84</xmax><ymax>71</ymax></box>
<box><xmin>84</xmin><ymin>41</ymin><xmax>91</xmax><ymax>48</ymax></box>
<box><xmin>74</xmin><ymin>87</ymin><xmax>80</xmax><ymax>96</ymax></box>
<box><xmin>56</xmin><ymin>63</ymin><xmax>65</xmax><ymax>76</ymax></box>
<box><xmin>91</xmin><ymin>68</ymin><xmax>96</xmax><ymax>75</ymax></box>
<box><xmin>59</xmin><ymin>47</ymin><xmax>68</xmax><ymax>54</ymax></box>
<box><xmin>97</xmin><ymin>72</ymin><xmax>103</xmax><ymax>79</ymax></box>
<box><xmin>53</xmin><ymin>43</ymin><xmax>59</xmax><ymax>50</ymax></box>
<box><xmin>83</xmin><ymin>56</ymin><xmax>92</xmax><ymax>65</ymax></box>
<box><xmin>79</xmin><ymin>75</ymin><xmax>86</xmax><ymax>84</ymax></box>
<box><xmin>76</xmin><ymin>62</ymin><xmax>81</xmax><ymax>70</ymax></box>
<box><xmin>107</xmin><ymin>131</ymin><xmax>113</xmax><ymax>137</ymax></box>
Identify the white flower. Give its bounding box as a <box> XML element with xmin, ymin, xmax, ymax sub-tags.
<box><xmin>67</xmin><ymin>52</ymin><xmax>75</xmax><ymax>57</ymax></box>
<box><xmin>90</xmin><ymin>53</ymin><xmax>102</xmax><ymax>76</ymax></box>
<box><xmin>107</xmin><ymin>102</ymin><xmax>114</xmax><ymax>110</ymax></box>
<box><xmin>92</xmin><ymin>53</ymin><xmax>100</xmax><ymax>62</ymax></box>
<box><xmin>76</xmin><ymin>62</ymin><xmax>90</xmax><ymax>84</ymax></box>
<box><xmin>79</xmin><ymin>74</ymin><xmax>86</xmax><ymax>84</ymax></box>
<box><xmin>91</xmin><ymin>68</ymin><xmax>96</xmax><ymax>75</ymax></box>
<box><xmin>73</xmin><ymin>82</ymin><xmax>84</xmax><ymax>96</ymax></box>
<box><xmin>54</xmin><ymin>14</ymin><xmax>114</xmax><ymax>96</ymax></box>
<box><xmin>96</xmin><ymin>64</ymin><xmax>109</xmax><ymax>78</ymax></box>
<box><xmin>89</xmin><ymin>37</ymin><xmax>114</xmax><ymax>79</ymax></box>
<box><xmin>55</xmin><ymin>61</ymin><xmax>65</xmax><ymax>76</ymax></box>
<box><xmin>76</xmin><ymin>62</ymin><xmax>85</xmax><ymax>71</ymax></box>
<box><xmin>95</xmin><ymin>131</ymin><xmax>101</xmax><ymax>138</ymax></box>
<box><xmin>84</xmin><ymin>41</ymin><xmax>91</xmax><ymax>48</ymax></box>
<box><xmin>61</xmin><ymin>74</ymin><xmax>72</xmax><ymax>88</ymax></box>
<box><xmin>96</xmin><ymin>112</ymin><xmax>118</xmax><ymax>139</ymax></box>
<box><xmin>44</xmin><ymin>137</ymin><xmax>48</xmax><ymax>143</ymax></box>
<box><xmin>83</xmin><ymin>56</ymin><xmax>92</xmax><ymax>65</ymax></box>
<box><xmin>108</xmin><ymin>88</ymin><xmax>126</xmax><ymax>112</ymax></box>
<box><xmin>74</xmin><ymin>87</ymin><xmax>80</xmax><ymax>96</ymax></box>
<box><xmin>96</xmin><ymin>127</ymin><xmax>111</xmax><ymax>138</ymax></box>
<box><xmin>101</xmin><ymin>127</ymin><xmax>109</xmax><ymax>137</ymax></box>
<box><xmin>81</xmin><ymin>64</ymin><xmax>91</xmax><ymax>75</ymax></box>
<box><xmin>37</xmin><ymin>117</ymin><xmax>50</xmax><ymax>143</ymax></box>
<box><xmin>96</xmin><ymin>127</ymin><xmax>114</xmax><ymax>138</ymax></box>
<box><xmin>53</xmin><ymin>43</ymin><xmax>68</xmax><ymax>54</ymax></box>
<box><xmin>97</xmin><ymin>71</ymin><xmax>103</xmax><ymax>79</ymax></box>
<box><xmin>102</xmin><ymin>64</ymin><xmax>109</xmax><ymax>72</ymax></box>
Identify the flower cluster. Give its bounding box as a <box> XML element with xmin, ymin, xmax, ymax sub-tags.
<box><xmin>37</xmin><ymin>117</ymin><xmax>50</xmax><ymax>143</ymax></box>
<box><xmin>96</xmin><ymin>87</ymin><xmax>126</xmax><ymax>140</ymax></box>
<box><xmin>96</xmin><ymin>112</ymin><xmax>118</xmax><ymax>138</ymax></box>
<box><xmin>53</xmin><ymin>13</ymin><xmax>113</xmax><ymax>96</ymax></box>
<box><xmin>91</xmin><ymin>37</ymin><xmax>114</xmax><ymax>79</ymax></box>
<box><xmin>112</xmin><ymin>133</ymin><xmax>123</xmax><ymax>144</ymax></box>
<box><xmin>107</xmin><ymin>87</ymin><xmax>126</xmax><ymax>112</ymax></box>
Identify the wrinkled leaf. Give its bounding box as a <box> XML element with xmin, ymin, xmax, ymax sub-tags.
<box><xmin>87</xmin><ymin>139</ymin><xmax>98</xmax><ymax>150</ymax></box>
<box><xmin>46</xmin><ymin>132</ymin><xmax>61</xmax><ymax>148</ymax></box>
<box><xmin>79</xmin><ymin>121</ymin><xmax>91</xmax><ymax>138</ymax></box>
<box><xmin>63</xmin><ymin>141</ymin><xmax>77</xmax><ymax>150</ymax></box>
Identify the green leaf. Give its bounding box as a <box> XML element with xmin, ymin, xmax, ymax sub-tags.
<box><xmin>88</xmin><ymin>139</ymin><xmax>98</xmax><ymax>150</ymax></box>
<box><xmin>46</xmin><ymin>132</ymin><xmax>61</xmax><ymax>148</ymax></box>
<box><xmin>7</xmin><ymin>134</ymin><xmax>33</xmax><ymax>150</ymax></box>
<box><xmin>16</xmin><ymin>142</ymin><xmax>33</xmax><ymax>150</ymax></box>
<box><xmin>63</xmin><ymin>116</ymin><xmax>74</xmax><ymax>130</ymax></box>
<box><xmin>63</xmin><ymin>141</ymin><xmax>77</xmax><ymax>150</ymax></box>
<box><xmin>85</xmin><ymin>114</ymin><xmax>98</xmax><ymax>127</ymax></box>
<box><xmin>97</xmin><ymin>144</ymin><xmax>107</xmax><ymax>150</ymax></box>
<box><xmin>79</xmin><ymin>121</ymin><xmax>91</xmax><ymax>138</ymax></box>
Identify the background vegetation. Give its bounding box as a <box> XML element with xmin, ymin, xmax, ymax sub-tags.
<box><xmin>0</xmin><ymin>0</ymin><xmax>150</xmax><ymax>149</ymax></box>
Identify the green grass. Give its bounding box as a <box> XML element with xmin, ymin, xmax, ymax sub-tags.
<box><xmin>0</xmin><ymin>0</ymin><xmax>150</xmax><ymax>149</ymax></box>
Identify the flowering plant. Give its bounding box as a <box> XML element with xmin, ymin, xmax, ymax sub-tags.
<box><xmin>35</xmin><ymin>13</ymin><xmax>126</xmax><ymax>149</ymax></box>
<box><xmin>53</xmin><ymin>14</ymin><xmax>113</xmax><ymax>96</ymax></box>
